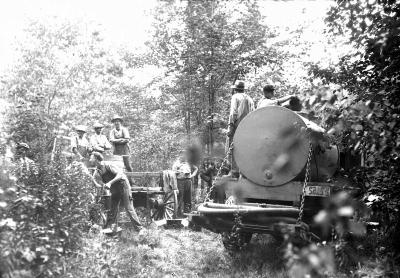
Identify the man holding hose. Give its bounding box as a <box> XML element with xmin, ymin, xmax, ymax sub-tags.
<box><xmin>90</xmin><ymin>151</ymin><xmax>142</xmax><ymax>231</ymax></box>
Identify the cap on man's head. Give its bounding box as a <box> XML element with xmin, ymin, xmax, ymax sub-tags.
<box><xmin>75</xmin><ymin>125</ymin><xmax>87</xmax><ymax>133</ymax></box>
<box><xmin>231</xmin><ymin>80</ymin><xmax>246</xmax><ymax>91</ymax></box>
<box><xmin>263</xmin><ymin>85</ymin><xmax>275</xmax><ymax>93</ymax></box>
<box><xmin>111</xmin><ymin>115</ymin><xmax>123</xmax><ymax>123</ymax></box>
<box><xmin>16</xmin><ymin>142</ymin><xmax>30</xmax><ymax>150</ymax></box>
<box><xmin>91</xmin><ymin>151</ymin><xmax>104</xmax><ymax>161</ymax></box>
<box><xmin>93</xmin><ymin>122</ymin><xmax>104</xmax><ymax>129</ymax></box>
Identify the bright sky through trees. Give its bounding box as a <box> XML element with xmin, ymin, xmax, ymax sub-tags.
<box><xmin>0</xmin><ymin>0</ymin><xmax>332</xmax><ymax>73</ymax></box>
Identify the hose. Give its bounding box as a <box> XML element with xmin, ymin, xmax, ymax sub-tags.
<box><xmin>197</xmin><ymin>203</ymin><xmax>300</xmax><ymax>216</ymax></box>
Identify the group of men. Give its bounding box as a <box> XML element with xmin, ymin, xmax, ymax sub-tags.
<box><xmin>70</xmin><ymin>115</ymin><xmax>143</xmax><ymax>232</ymax></box>
<box><xmin>227</xmin><ymin>80</ymin><xmax>299</xmax><ymax>177</ymax></box>
<box><xmin>12</xmin><ymin>81</ymin><xmax>297</xmax><ymax>233</ymax></box>
<box><xmin>71</xmin><ymin>115</ymin><xmax>133</xmax><ymax>172</ymax></box>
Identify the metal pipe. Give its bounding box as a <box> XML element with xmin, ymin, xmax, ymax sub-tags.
<box><xmin>197</xmin><ymin>203</ymin><xmax>299</xmax><ymax>215</ymax></box>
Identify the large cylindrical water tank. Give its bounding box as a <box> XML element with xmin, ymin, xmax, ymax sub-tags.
<box><xmin>233</xmin><ymin>106</ymin><xmax>338</xmax><ymax>187</ymax></box>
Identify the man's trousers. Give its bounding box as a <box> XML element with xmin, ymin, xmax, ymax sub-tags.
<box><xmin>106</xmin><ymin>181</ymin><xmax>142</xmax><ymax>230</ymax></box>
<box><xmin>177</xmin><ymin>178</ymin><xmax>192</xmax><ymax>216</ymax></box>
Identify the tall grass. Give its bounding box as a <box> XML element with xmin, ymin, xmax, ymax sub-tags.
<box><xmin>61</xmin><ymin>226</ymin><xmax>289</xmax><ymax>278</ymax></box>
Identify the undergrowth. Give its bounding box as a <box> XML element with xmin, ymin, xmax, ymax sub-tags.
<box><xmin>61</xmin><ymin>227</ymin><xmax>289</xmax><ymax>278</ymax></box>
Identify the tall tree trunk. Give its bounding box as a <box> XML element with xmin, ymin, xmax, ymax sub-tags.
<box><xmin>208</xmin><ymin>75</ymin><xmax>216</xmax><ymax>154</ymax></box>
<box><xmin>187</xmin><ymin>83</ymin><xmax>191</xmax><ymax>139</ymax></box>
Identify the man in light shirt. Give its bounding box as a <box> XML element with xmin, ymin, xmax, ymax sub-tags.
<box><xmin>90</xmin><ymin>123</ymin><xmax>112</xmax><ymax>154</ymax></box>
<box><xmin>257</xmin><ymin>85</ymin><xmax>295</xmax><ymax>109</ymax></box>
<box><xmin>172</xmin><ymin>150</ymin><xmax>197</xmax><ymax>216</ymax></box>
<box><xmin>109</xmin><ymin>115</ymin><xmax>133</xmax><ymax>172</ymax></box>
<box><xmin>228</xmin><ymin>80</ymin><xmax>255</xmax><ymax>136</ymax></box>
<box><xmin>227</xmin><ymin>80</ymin><xmax>254</xmax><ymax>177</ymax></box>
<box><xmin>71</xmin><ymin>125</ymin><xmax>91</xmax><ymax>160</ymax></box>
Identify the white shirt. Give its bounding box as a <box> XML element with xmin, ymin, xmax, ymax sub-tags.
<box><xmin>257</xmin><ymin>98</ymin><xmax>279</xmax><ymax>109</ymax></box>
<box><xmin>90</xmin><ymin>134</ymin><xmax>112</xmax><ymax>152</ymax></box>
<box><xmin>172</xmin><ymin>160</ymin><xmax>191</xmax><ymax>179</ymax></box>
<box><xmin>229</xmin><ymin>93</ymin><xmax>255</xmax><ymax>125</ymax></box>
<box><xmin>70</xmin><ymin>135</ymin><xmax>90</xmax><ymax>156</ymax></box>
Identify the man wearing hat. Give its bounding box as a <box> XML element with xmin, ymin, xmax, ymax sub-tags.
<box><xmin>228</xmin><ymin>80</ymin><xmax>255</xmax><ymax>136</ymax></box>
<box><xmin>109</xmin><ymin>115</ymin><xmax>133</xmax><ymax>172</ymax></box>
<box><xmin>15</xmin><ymin>142</ymin><xmax>38</xmax><ymax>177</ymax></box>
<box><xmin>71</xmin><ymin>125</ymin><xmax>91</xmax><ymax>160</ymax></box>
<box><xmin>90</xmin><ymin>123</ymin><xmax>112</xmax><ymax>153</ymax></box>
<box><xmin>257</xmin><ymin>85</ymin><xmax>295</xmax><ymax>109</ymax></box>
<box><xmin>227</xmin><ymin>80</ymin><xmax>254</xmax><ymax>177</ymax></box>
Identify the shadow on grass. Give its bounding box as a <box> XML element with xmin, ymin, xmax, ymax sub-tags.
<box><xmin>229</xmin><ymin>234</ymin><xmax>286</xmax><ymax>272</ymax></box>
<box><xmin>203</xmin><ymin>234</ymin><xmax>289</xmax><ymax>278</ymax></box>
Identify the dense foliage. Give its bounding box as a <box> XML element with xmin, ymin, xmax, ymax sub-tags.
<box><xmin>0</xmin><ymin>156</ymin><xmax>93</xmax><ymax>277</ymax></box>
<box><xmin>310</xmin><ymin>0</ymin><xmax>400</xmax><ymax>253</ymax></box>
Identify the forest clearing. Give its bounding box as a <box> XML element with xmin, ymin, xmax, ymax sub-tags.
<box><xmin>1</xmin><ymin>0</ymin><xmax>399</xmax><ymax>277</ymax></box>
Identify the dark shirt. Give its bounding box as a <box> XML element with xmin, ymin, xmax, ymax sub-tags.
<box><xmin>200</xmin><ymin>164</ymin><xmax>216</xmax><ymax>189</ymax></box>
<box><xmin>95</xmin><ymin>162</ymin><xmax>128</xmax><ymax>185</ymax></box>
<box><xmin>109</xmin><ymin>127</ymin><xmax>130</xmax><ymax>155</ymax></box>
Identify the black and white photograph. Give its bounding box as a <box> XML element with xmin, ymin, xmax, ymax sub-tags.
<box><xmin>0</xmin><ymin>0</ymin><xmax>399</xmax><ymax>277</ymax></box>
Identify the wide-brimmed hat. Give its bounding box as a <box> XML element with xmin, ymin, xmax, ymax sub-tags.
<box><xmin>111</xmin><ymin>115</ymin><xmax>123</xmax><ymax>123</ymax></box>
<box><xmin>231</xmin><ymin>80</ymin><xmax>246</xmax><ymax>91</ymax></box>
<box><xmin>93</xmin><ymin>122</ymin><xmax>104</xmax><ymax>129</ymax></box>
<box><xmin>16</xmin><ymin>142</ymin><xmax>30</xmax><ymax>150</ymax></box>
<box><xmin>75</xmin><ymin>125</ymin><xmax>87</xmax><ymax>133</ymax></box>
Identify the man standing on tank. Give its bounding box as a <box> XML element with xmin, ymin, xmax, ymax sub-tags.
<box><xmin>227</xmin><ymin>80</ymin><xmax>254</xmax><ymax>177</ymax></box>
<box><xmin>109</xmin><ymin>115</ymin><xmax>134</xmax><ymax>172</ymax></box>
<box><xmin>257</xmin><ymin>85</ymin><xmax>295</xmax><ymax>109</ymax></box>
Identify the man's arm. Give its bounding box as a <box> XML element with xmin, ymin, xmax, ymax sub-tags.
<box><xmin>103</xmin><ymin>135</ymin><xmax>112</xmax><ymax>150</ymax></box>
<box><xmin>276</xmin><ymin>95</ymin><xmax>295</xmax><ymax>105</ymax></box>
<box><xmin>104</xmin><ymin>164</ymin><xmax>126</xmax><ymax>188</ymax></box>
<box><xmin>109</xmin><ymin>130</ymin><xmax>117</xmax><ymax>143</ymax></box>
<box><xmin>248</xmin><ymin>96</ymin><xmax>255</xmax><ymax>112</ymax></box>
<box><xmin>190</xmin><ymin>165</ymin><xmax>198</xmax><ymax>178</ymax></box>
<box><xmin>256</xmin><ymin>98</ymin><xmax>263</xmax><ymax>109</ymax></box>
<box><xmin>109</xmin><ymin>129</ymin><xmax>127</xmax><ymax>144</ymax></box>
<box><xmin>89</xmin><ymin>135</ymin><xmax>97</xmax><ymax>148</ymax></box>
<box><xmin>72</xmin><ymin>147</ymin><xmax>79</xmax><ymax>156</ymax></box>
<box><xmin>200</xmin><ymin>172</ymin><xmax>211</xmax><ymax>182</ymax></box>
<box><xmin>229</xmin><ymin>95</ymin><xmax>238</xmax><ymax>124</ymax></box>
<box><xmin>71</xmin><ymin>136</ymin><xmax>83</xmax><ymax>158</ymax></box>
<box><xmin>227</xmin><ymin>95</ymin><xmax>239</xmax><ymax>137</ymax></box>
<box><xmin>71</xmin><ymin>136</ymin><xmax>77</xmax><ymax>153</ymax></box>
<box><xmin>92</xmin><ymin>170</ymin><xmax>104</xmax><ymax>189</ymax></box>
<box><xmin>119</xmin><ymin>127</ymin><xmax>130</xmax><ymax>143</ymax></box>
<box><xmin>90</xmin><ymin>135</ymin><xmax>104</xmax><ymax>152</ymax></box>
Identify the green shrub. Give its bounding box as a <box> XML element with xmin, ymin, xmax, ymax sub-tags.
<box><xmin>0</xmin><ymin>154</ymin><xmax>94</xmax><ymax>277</ymax></box>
